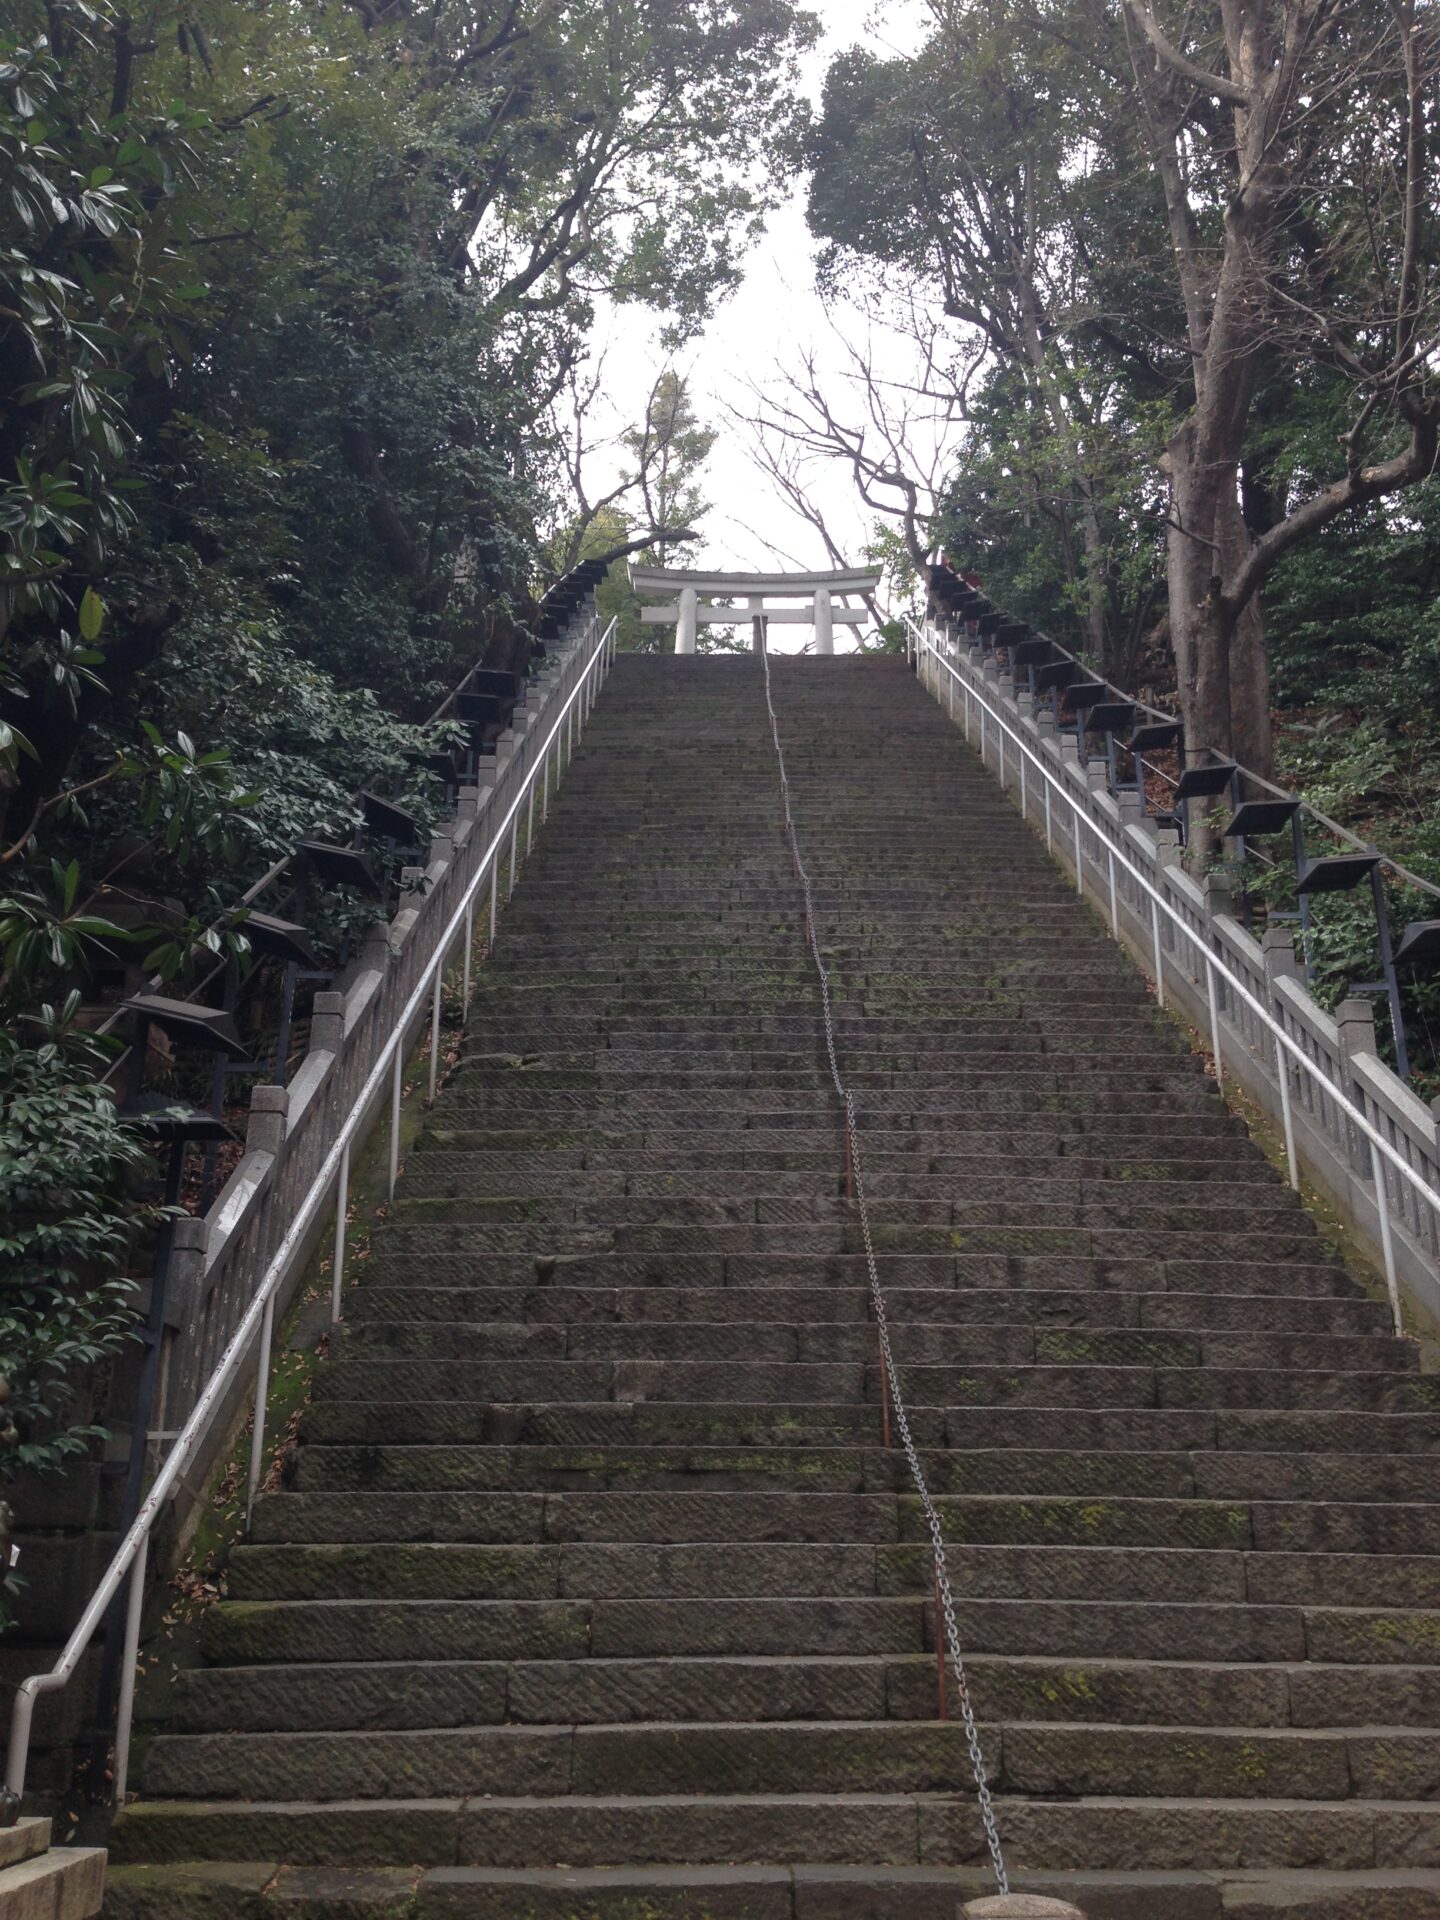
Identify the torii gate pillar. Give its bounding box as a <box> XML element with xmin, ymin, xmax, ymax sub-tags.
<box><xmin>677</xmin><ymin>586</ymin><xmax>699</xmax><ymax>656</ymax></box>
<box><xmin>814</xmin><ymin>586</ymin><xmax>834</xmax><ymax>656</ymax></box>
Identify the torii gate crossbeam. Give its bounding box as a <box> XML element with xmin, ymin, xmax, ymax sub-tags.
<box><xmin>629</xmin><ymin>565</ymin><xmax>882</xmax><ymax>655</ymax></box>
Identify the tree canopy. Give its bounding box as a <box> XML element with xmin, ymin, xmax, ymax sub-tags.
<box><xmin>807</xmin><ymin>0</ymin><xmax>1440</xmax><ymax>785</ymax></box>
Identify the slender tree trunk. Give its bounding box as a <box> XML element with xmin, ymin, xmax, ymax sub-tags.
<box><xmin>1079</xmin><ymin>492</ymin><xmax>1110</xmax><ymax>669</ymax></box>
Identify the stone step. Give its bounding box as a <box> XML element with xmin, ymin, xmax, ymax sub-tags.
<box><xmin>333</xmin><ymin>1321</ymin><xmax>1403</xmax><ymax>1373</ymax></box>
<box><xmin>395</xmin><ymin>1172</ymin><xmax>1302</xmax><ymax>1218</ymax></box>
<box><xmin>169</xmin><ymin>1651</ymin><xmax>1440</xmax><ymax>1736</ymax></box>
<box><xmin>459</xmin><ymin>1020</ymin><xmax>1164</xmax><ymax>1048</ymax></box>
<box><xmin>290</xmin><ymin>1441</ymin><xmax>1440</xmax><ymax>1505</ymax></box>
<box><xmin>247</xmin><ymin>1485</ymin><xmax>1440</xmax><ymax>1556</ymax></box>
<box><xmin>140</xmin><ymin>1716</ymin><xmax>1440</xmax><ymax>1803</ymax></box>
<box><xmin>418</xmin><ymin>1121</ymin><xmax>1249</xmax><ymax>1152</ymax></box>
<box><xmin>413</xmin><ymin>1142</ymin><xmax>1269</xmax><ymax>1183</ymax></box>
<box><xmin>298</xmin><ymin>1398</ymin><xmax>908</xmax><ymax>1448</ymax></box>
<box><xmin>355</xmin><ymin>1252</ymin><xmax>1360</xmax><ymax>1301</ymax></box>
<box><xmin>215</xmin><ymin>1532</ymin><xmax>1253</xmax><ymax>1603</ymax></box>
<box><xmin>445</xmin><ymin>1063</ymin><xmax>1208</xmax><ymax>1092</ymax></box>
<box><xmin>298</xmin><ymin>1396</ymin><xmax>1437</xmax><ymax>1455</ymax></box>
<box><xmin>371</xmin><ymin>1228</ymin><xmax>1336</xmax><ymax>1266</ymax></box>
<box><xmin>103</xmin><ymin>1791</ymin><xmax>1440</xmax><ymax>1874</ymax></box>
<box><xmin>408</xmin><ymin>1147</ymin><xmax>1272</xmax><ymax>1188</ymax></box>
<box><xmin>342</xmin><ymin>1283</ymin><xmax>1391</xmax><ymax>1337</ymax></box>
<box><xmin>94</xmin><ymin>1859</ymin><xmax>1440</xmax><ymax>1920</ymax></box>
<box><xmin>206</xmin><ymin>1576</ymin><xmax>1440</xmax><ymax>1671</ymax></box>
<box><xmin>0</xmin><ymin>1817</ymin><xmax>54</xmax><ymax>1872</ymax></box>
<box><xmin>308</xmin><ymin>1358</ymin><xmax>1433</xmax><ymax>1413</ymax></box>
<box><xmin>436</xmin><ymin>1087</ymin><xmax>1232</xmax><ymax>1118</ymax></box>
<box><xmin>0</xmin><ymin>1843</ymin><xmax>105</xmax><ymax>1919</ymax></box>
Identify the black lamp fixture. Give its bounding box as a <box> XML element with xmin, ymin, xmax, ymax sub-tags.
<box><xmin>1170</xmin><ymin>759</ymin><xmax>1239</xmax><ymax>848</ymax></box>
<box><xmin>1395</xmin><ymin>920</ymin><xmax>1440</xmax><ymax>970</ymax></box>
<box><xmin>1057</xmin><ymin>680</ymin><xmax>1107</xmax><ymax>763</ymax></box>
<box><xmin>1224</xmin><ymin>798</ymin><xmax>1302</xmax><ymax>839</ymax></box>
<box><xmin>1221</xmin><ymin>796</ymin><xmax>1302</xmax><ymax>932</ymax></box>
<box><xmin>405</xmin><ymin>743</ymin><xmax>463</xmax><ymax>795</ymax></box>
<box><xmin>360</xmin><ymin>790</ymin><xmax>424</xmax><ymax>849</ymax></box>
<box><xmin>1295</xmin><ymin>848</ymin><xmax>1410</xmax><ymax>1079</ymax></box>
<box><xmin>1120</xmin><ymin>720</ymin><xmax>1183</xmax><ymax>821</ymax></box>
<box><xmin>194</xmin><ymin>912</ymin><xmax>320</xmax><ymax>1207</ymax></box>
<box><xmin>296</xmin><ymin>838</ymin><xmax>378</xmax><ymax>896</ymax></box>
<box><xmin>1080</xmin><ymin>702</ymin><xmax>1138</xmax><ymax>793</ymax></box>
<box><xmin>1033</xmin><ymin>659</ymin><xmax>1078</xmax><ymax>696</ymax></box>
<box><xmin>242</xmin><ymin>910</ymin><xmax>321</xmax><ymax>971</ymax></box>
<box><xmin>1174</xmin><ymin>760</ymin><xmax>1239</xmax><ymax>802</ymax></box>
<box><xmin>271</xmin><ymin>842</ymin><xmax>378</xmax><ymax>1086</ymax></box>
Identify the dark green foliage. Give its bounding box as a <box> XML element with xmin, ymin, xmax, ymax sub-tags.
<box><xmin>0</xmin><ymin>1002</ymin><xmax>148</xmax><ymax>1488</ymax></box>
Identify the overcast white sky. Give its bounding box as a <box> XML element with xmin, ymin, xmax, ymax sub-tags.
<box><xmin>587</xmin><ymin>0</ymin><xmax>936</xmax><ymax>612</ymax></box>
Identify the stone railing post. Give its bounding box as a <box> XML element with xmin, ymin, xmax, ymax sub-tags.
<box><xmin>246</xmin><ymin>1084</ymin><xmax>288</xmax><ymax>1160</ymax></box>
<box><xmin>164</xmin><ymin>1215</ymin><xmax>210</xmax><ymax>1423</ymax></box>
<box><xmin>1336</xmin><ymin>995</ymin><xmax>1378</xmax><ymax>1063</ymax></box>
<box><xmin>309</xmin><ymin>990</ymin><xmax>345</xmax><ymax>1058</ymax></box>
<box><xmin>1261</xmin><ymin>926</ymin><xmax>1301</xmax><ymax>1080</ymax></box>
<box><xmin>167</xmin><ymin>1217</ymin><xmax>209</xmax><ymax>1327</ymax></box>
<box><xmin>357</xmin><ymin>918</ymin><xmax>395</xmax><ymax>981</ymax></box>
<box><xmin>1262</xmin><ymin>925</ymin><xmax>1302</xmax><ymax>987</ymax></box>
<box><xmin>246</xmin><ymin>1084</ymin><xmax>289</xmax><ymax>1270</ymax></box>
<box><xmin>1336</xmin><ymin>996</ymin><xmax>1379</xmax><ymax>1173</ymax></box>
<box><xmin>1203</xmin><ymin>871</ymin><xmax>1235</xmax><ymax>923</ymax></box>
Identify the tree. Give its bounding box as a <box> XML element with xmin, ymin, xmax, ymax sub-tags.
<box><xmin>804</xmin><ymin>0</ymin><xmax>1440</xmax><ymax>787</ymax></box>
<box><xmin>805</xmin><ymin>21</ymin><xmax>1171</xmax><ymax>682</ymax></box>
<box><xmin>546</xmin><ymin>361</ymin><xmax>712</xmax><ymax>580</ymax></box>
<box><xmin>623</xmin><ymin>372</ymin><xmax>717</xmax><ymax>560</ymax></box>
<box><xmin>1118</xmin><ymin>0</ymin><xmax>1440</xmax><ymax>777</ymax></box>
<box><xmin>1</xmin><ymin>0</ymin><xmax>818</xmax><ymax>994</ymax></box>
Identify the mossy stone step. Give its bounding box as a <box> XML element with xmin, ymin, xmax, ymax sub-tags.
<box><xmin>101</xmin><ymin>1793</ymin><xmax>1440</xmax><ymax>1875</ymax></box>
<box><xmin>95</xmin><ymin>1860</ymin><xmax>1440</xmax><ymax>1917</ymax></box>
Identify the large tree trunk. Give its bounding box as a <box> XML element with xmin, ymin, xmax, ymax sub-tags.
<box><xmin>1166</xmin><ymin>419</ymin><xmax>1275</xmax><ymax>855</ymax></box>
<box><xmin>1168</xmin><ymin>486</ymin><xmax>1274</xmax><ymax>776</ymax></box>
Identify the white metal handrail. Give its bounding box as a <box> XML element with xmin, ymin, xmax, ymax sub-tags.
<box><xmin>904</xmin><ymin>615</ymin><xmax>1440</xmax><ymax>1332</ymax></box>
<box><xmin>4</xmin><ymin>615</ymin><xmax>619</xmax><ymax>1806</ymax></box>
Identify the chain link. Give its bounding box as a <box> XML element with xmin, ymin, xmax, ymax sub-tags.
<box><xmin>758</xmin><ymin>647</ymin><xmax>1009</xmax><ymax>1895</ymax></box>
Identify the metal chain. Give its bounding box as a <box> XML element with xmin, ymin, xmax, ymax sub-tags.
<box><xmin>758</xmin><ymin>646</ymin><xmax>1009</xmax><ymax>1895</ymax></box>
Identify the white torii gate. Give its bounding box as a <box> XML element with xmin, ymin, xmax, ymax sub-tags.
<box><xmin>629</xmin><ymin>565</ymin><xmax>882</xmax><ymax>655</ymax></box>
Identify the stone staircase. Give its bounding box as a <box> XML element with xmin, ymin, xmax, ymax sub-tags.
<box><xmin>105</xmin><ymin>656</ymin><xmax>1440</xmax><ymax>1918</ymax></box>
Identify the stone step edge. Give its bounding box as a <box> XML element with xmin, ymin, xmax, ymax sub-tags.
<box><xmin>97</xmin><ymin>1857</ymin><xmax>1440</xmax><ymax>1907</ymax></box>
<box><xmin>108</xmin><ymin>1789</ymin><xmax>1440</xmax><ymax>1817</ymax></box>
<box><xmin>0</xmin><ymin>1843</ymin><xmax>105</xmax><ymax>1919</ymax></box>
<box><xmin>0</xmin><ymin>1816</ymin><xmax>52</xmax><ymax>1872</ymax></box>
